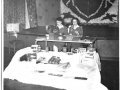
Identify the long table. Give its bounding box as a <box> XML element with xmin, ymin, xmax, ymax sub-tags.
<box><xmin>3</xmin><ymin>47</ymin><xmax>108</xmax><ymax>90</ymax></box>
<box><xmin>35</xmin><ymin>36</ymin><xmax>97</xmax><ymax>48</ymax></box>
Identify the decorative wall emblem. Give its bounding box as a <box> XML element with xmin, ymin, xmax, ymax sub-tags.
<box><xmin>61</xmin><ymin>0</ymin><xmax>118</xmax><ymax>23</ymax></box>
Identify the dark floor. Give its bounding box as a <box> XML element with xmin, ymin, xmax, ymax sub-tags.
<box><xmin>3</xmin><ymin>47</ymin><xmax>119</xmax><ymax>90</ymax></box>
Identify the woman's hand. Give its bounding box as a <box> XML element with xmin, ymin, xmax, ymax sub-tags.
<box><xmin>59</xmin><ymin>33</ymin><xmax>62</xmax><ymax>35</ymax></box>
<box><xmin>53</xmin><ymin>29</ymin><xmax>58</xmax><ymax>33</ymax></box>
<box><xmin>75</xmin><ymin>31</ymin><xmax>79</xmax><ymax>36</ymax></box>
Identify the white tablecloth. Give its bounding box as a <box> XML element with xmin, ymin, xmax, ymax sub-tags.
<box><xmin>3</xmin><ymin>47</ymin><xmax>108</xmax><ymax>90</ymax></box>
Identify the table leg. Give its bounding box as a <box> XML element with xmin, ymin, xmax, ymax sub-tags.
<box><xmin>35</xmin><ymin>40</ymin><xmax>37</xmax><ymax>45</ymax></box>
<box><xmin>45</xmin><ymin>40</ymin><xmax>47</xmax><ymax>48</ymax></box>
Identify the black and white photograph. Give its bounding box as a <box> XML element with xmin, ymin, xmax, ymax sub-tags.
<box><xmin>2</xmin><ymin>0</ymin><xmax>119</xmax><ymax>90</ymax></box>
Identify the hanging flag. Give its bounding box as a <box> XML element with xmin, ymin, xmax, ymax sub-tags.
<box><xmin>61</xmin><ymin>0</ymin><xmax>118</xmax><ymax>24</ymax></box>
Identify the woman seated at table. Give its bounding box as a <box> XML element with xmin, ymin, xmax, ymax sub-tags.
<box><xmin>67</xmin><ymin>18</ymin><xmax>83</xmax><ymax>51</ymax></box>
<box><xmin>52</xmin><ymin>17</ymin><xmax>68</xmax><ymax>52</ymax></box>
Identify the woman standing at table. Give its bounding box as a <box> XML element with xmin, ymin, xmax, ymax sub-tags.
<box><xmin>67</xmin><ymin>18</ymin><xmax>83</xmax><ymax>51</ymax></box>
<box><xmin>53</xmin><ymin>17</ymin><xmax>68</xmax><ymax>52</ymax></box>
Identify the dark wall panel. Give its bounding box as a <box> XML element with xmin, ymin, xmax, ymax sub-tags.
<box><xmin>96</xmin><ymin>40</ymin><xmax>119</xmax><ymax>58</ymax></box>
<box><xmin>83</xmin><ymin>25</ymin><xmax>119</xmax><ymax>38</ymax></box>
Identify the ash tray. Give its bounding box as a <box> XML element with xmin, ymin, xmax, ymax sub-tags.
<box><xmin>67</xmin><ymin>52</ymin><xmax>73</xmax><ymax>55</ymax></box>
<box><xmin>37</xmin><ymin>70</ymin><xmax>45</xmax><ymax>73</ymax></box>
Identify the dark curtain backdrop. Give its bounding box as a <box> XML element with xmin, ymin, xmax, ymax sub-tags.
<box><xmin>26</xmin><ymin>0</ymin><xmax>38</xmax><ymax>27</ymax></box>
<box><xmin>4</xmin><ymin>0</ymin><xmax>25</xmax><ymax>31</ymax></box>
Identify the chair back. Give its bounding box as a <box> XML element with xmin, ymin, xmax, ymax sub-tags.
<box><xmin>7</xmin><ymin>23</ymin><xmax>19</xmax><ymax>32</ymax></box>
<box><xmin>6</xmin><ymin>23</ymin><xmax>19</xmax><ymax>38</ymax></box>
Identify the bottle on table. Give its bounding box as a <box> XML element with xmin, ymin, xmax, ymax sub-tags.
<box><xmin>45</xmin><ymin>46</ymin><xmax>49</xmax><ymax>52</ymax></box>
<box><xmin>63</xmin><ymin>43</ymin><xmax>67</xmax><ymax>52</ymax></box>
<box><xmin>53</xmin><ymin>45</ymin><xmax>58</xmax><ymax>52</ymax></box>
<box><xmin>37</xmin><ymin>45</ymin><xmax>42</xmax><ymax>52</ymax></box>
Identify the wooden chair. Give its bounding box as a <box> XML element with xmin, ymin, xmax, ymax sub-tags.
<box><xmin>7</xmin><ymin>31</ymin><xmax>24</xmax><ymax>54</ymax></box>
<box><xmin>6</xmin><ymin>23</ymin><xmax>24</xmax><ymax>54</ymax></box>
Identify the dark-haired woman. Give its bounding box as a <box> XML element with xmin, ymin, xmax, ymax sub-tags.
<box><xmin>69</xmin><ymin>18</ymin><xmax>83</xmax><ymax>36</ymax></box>
<box><xmin>68</xmin><ymin>18</ymin><xmax>83</xmax><ymax>51</ymax></box>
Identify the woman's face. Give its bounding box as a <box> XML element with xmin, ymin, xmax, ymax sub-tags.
<box><xmin>56</xmin><ymin>20</ymin><xmax>62</xmax><ymax>26</ymax></box>
<box><xmin>72</xmin><ymin>19</ymin><xmax>78</xmax><ymax>25</ymax></box>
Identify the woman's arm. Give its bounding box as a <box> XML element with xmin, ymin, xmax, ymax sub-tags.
<box><xmin>68</xmin><ymin>26</ymin><xmax>73</xmax><ymax>35</ymax></box>
<box><xmin>77</xmin><ymin>26</ymin><xmax>83</xmax><ymax>37</ymax></box>
<box><xmin>53</xmin><ymin>26</ymin><xmax>59</xmax><ymax>36</ymax></box>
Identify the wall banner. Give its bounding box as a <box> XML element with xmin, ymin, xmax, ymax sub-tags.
<box><xmin>60</xmin><ymin>0</ymin><xmax>118</xmax><ymax>24</ymax></box>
